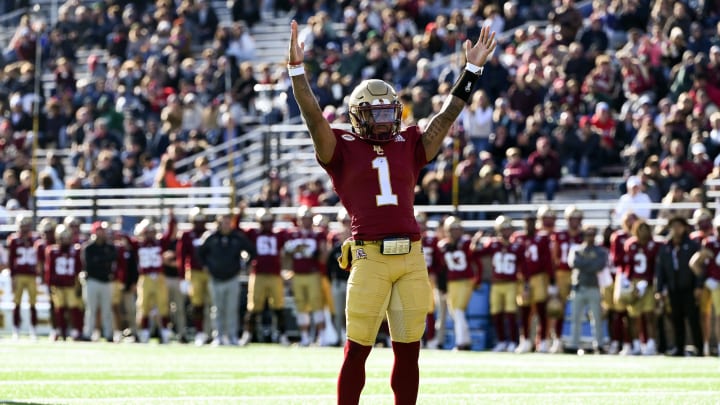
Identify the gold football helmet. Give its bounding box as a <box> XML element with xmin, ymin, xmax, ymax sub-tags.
<box><xmin>188</xmin><ymin>207</ymin><xmax>206</xmax><ymax>223</ymax></box>
<box><xmin>348</xmin><ymin>79</ymin><xmax>402</xmax><ymax>143</ymax></box>
<box><xmin>55</xmin><ymin>224</ymin><xmax>73</xmax><ymax>244</ymax></box>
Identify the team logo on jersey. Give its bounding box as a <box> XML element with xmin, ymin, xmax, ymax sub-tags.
<box><xmin>373</xmin><ymin>145</ymin><xmax>384</xmax><ymax>155</ymax></box>
<box><xmin>394</xmin><ymin>134</ymin><xmax>405</xmax><ymax>142</ymax></box>
<box><xmin>356</xmin><ymin>248</ymin><xmax>367</xmax><ymax>260</ymax></box>
<box><xmin>341</xmin><ymin>134</ymin><xmax>356</xmax><ymax>141</ymax></box>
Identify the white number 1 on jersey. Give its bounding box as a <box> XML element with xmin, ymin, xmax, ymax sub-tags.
<box><xmin>372</xmin><ymin>157</ymin><xmax>398</xmax><ymax>206</ymax></box>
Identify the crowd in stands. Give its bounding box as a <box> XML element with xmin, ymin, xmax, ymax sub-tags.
<box><xmin>1</xmin><ymin>0</ymin><xmax>720</xmax><ymax>214</ymax></box>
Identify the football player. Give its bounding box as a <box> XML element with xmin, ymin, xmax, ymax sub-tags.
<box><xmin>607</xmin><ymin>211</ymin><xmax>637</xmax><ymax>354</ymax></box>
<box><xmin>285</xmin><ymin>206</ymin><xmax>327</xmax><ymax>346</ymax></box>
<box><xmin>417</xmin><ymin>211</ymin><xmax>442</xmax><ymax>349</ymax></box>
<box><xmin>132</xmin><ymin>215</ymin><xmax>176</xmax><ymax>343</ymax></box>
<box><xmin>45</xmin><ymin>225</ymin><xmax>83</xmax><ymax>341</ymax></box>
<box><xmin>549</xmin><ymin>205</ymin><xmax>584</xmax><ymax>353</ymax></box>
<box><xmin>35</xmin><ymin>218</ymin><xmax>57</xmax><ymax>332</ymax></box>
<box><xmin>240</xmin><ymin>209</ymin><xmax>289</xmax><ymax>346</ymax></box>
<box><xmin>7</xmin><ymin>215</ymin><xmax>39</xmax><ymax>340</ymax></box>
<box><xmin>63</xmin><ymin>216</ymin><xmax>85</xmax><ymax>244</ymax></box>
<box><xmin>623</xmin><ymin>220</ymin><xmax>660</xmax><ymax>355</ymax></box>
<box><xmin>289</xmin><ymin>18</ymin><xmax>496</xmax><ymax>404</ymax></box>
<box><xmin>511</xmin><ymin>215</ymin><xmax>552</xmax><ymax>353</ymax></box>
<box><xmin>177</xmin><ymin>207</ymin><xmax>210</xmax><ymax>346</ymax></box>
<box><xmin>689</xmin><ymin>208</ymin><xmax>714</xmax><ymax>356</ymax></box>
<box><xmin>690</xmin><ymin>215</ymin><xmax>720</xmax><ymax>357</ymax></box>
<box><xmin>475</xmin><ymin>216</ymin><xmax>525</xmax><ymax>352</ymax></box>
<box><xmin>436</xmin><ymin>216</ymin><xmax>477</xmax><ymax>350</ymax></box>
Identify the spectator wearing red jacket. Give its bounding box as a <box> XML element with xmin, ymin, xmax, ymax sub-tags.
<box><xmin>523</xmin><ymin>137</ymin><xmax>562</xmax><ymax>202</ymax></box>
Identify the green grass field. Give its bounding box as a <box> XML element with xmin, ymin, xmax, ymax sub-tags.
<box><xmin>1</xmin><ymin>340</ymin><xmax>720</xmax><ymax>405</ymax></box>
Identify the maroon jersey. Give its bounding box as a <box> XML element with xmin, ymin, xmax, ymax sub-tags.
<box><xmin>114</xmin><ymin>242</ymin><xmax>129</xmax><ymax>284</ymax></box>
<box><xmin>702</xmin><ymin>236</ymin><xmax>720</xmax><ymax>280</ymax></box>
<box><xmin>285</xmin><ymin>228</ymin><xmax>324</xmax><ymax>274</ymax></box>
<box><xmin>476</xmin><ymin>238</ymin><xmax>526</xmax><ymax>282</ymax></box>
<box><xmin>177</xmin><ymin>229</ymin><xmax>205</xmax><ymax>275</ymax></box>
<box><xmin>7</xmin><ymin>234</ymin><xmax>38</xmax><ymax>276</ymax></box>
<box><xmin>45</xmin><ymin>244</ymin><xmax>82</xmax><ymax>287</ymax></box>
<box><xmin>421</xmin><ymin>233</ymin><xmax>439</xmax><ymax>275</ymax></box>
<box><xmin>552</xmin><ymin>230</ymin><xmax>583</xmax><ymax>271</ymax></box>
<box><xmin>246</xmin><ymin>228</ymin><xmax>287</xmax><ymax>275</ymax></box>
<box><xmin>511</xmin><ymin>231</ymin><xmax>552</xmax><ymax>277</ymax></box>
<box><xmin>623</xmin><ymin>237</ymin><xmax>660</xmax><ymax>282</ymax></box>
<box><xmin>609</xmin><ymin>230</ymin><xmax>630</xmax><ymax>275</ymax></box>
<box><xmin>320</xmin><ymin>127</ymin><xmax>427</xmax><ymax>241</ymax></box>
<box><xmin>436</xmin><ymin>237</ymin><xmax>476</xmax><ymax>281</ymax></box>
<box><xmin>133</xmin><ymin>239</ymin><xmax>164</xmax><ymax>275</ymax></box>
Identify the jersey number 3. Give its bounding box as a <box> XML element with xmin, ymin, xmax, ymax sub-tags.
<box><xmin>372</xmin><ymin>157</ymin><xmax>398</xmax><ymax>206</ymax></box>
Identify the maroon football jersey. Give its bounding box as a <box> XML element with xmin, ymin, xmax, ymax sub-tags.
<box><xmin>114</xmin><ymin>242</ymin><xmax>128</xmax><ymax>284</ymax></box>
<box><xmin>177</xmin><ymin>230</ymin><xmax>205</xmax><ymax>275</ymax></box>
<box><xmin>134</xmin><ymin>239</ymin><xmax>164</xmax><ymax>275</ymax></box>
<box><xmin>285</xmin><ymin>228</ymin><xmax>323</xmax><ymax>274</ymax></box>
<box><xmin>623</xmin><ymin>237</ymin><xmax>660</xmax><ymax>282</ymax></box>
<box><xmin>436</xmin><ymin>237</ymin><xmax>476</xmax><ymax>281</ymax></box>
<box><xmin>511</xmin><ymin>231</ymin><xmax>552</xmax><ymax>277</ymax></box>
<box><xmin>422</xmin><ymin>233</ymin><xmax>439</xmax><ymax>275</ymax></box>
<box><xmin>552</xmin><ymin>230</ymin><xmax>583</xmax><ymax>271</ymax></box>
<box><xmin>45</xmin><ymin>244</ymin><xmax>82</xmax><ymax>287</ymax></box>
<box><xmin>319</xmin><ymin>127</ymin><xmax>428</xmax><ymax>241</ymax></box>
<box><xmin>476</xmin><ymin>238</ymin><xmax>526</xmax><ymax>282</ymax></box>
<box><xmin>7</xmin><ymin>234</ymin><xmax>38</xmax><ymax>276</ymax></box>
<box><xmin>702</xmin><ymin>236</ymin><xmax>720</xmax><ymax>280</ymax></box>
<box><xmin>246</xmin><ymin>228</ymin><xmax>286</xmax><ymax>275</ymax></box>
<box><xmin>609</xmin><ymin>230</ymin><xmax>630</xmax><ymax>274</ymax></box>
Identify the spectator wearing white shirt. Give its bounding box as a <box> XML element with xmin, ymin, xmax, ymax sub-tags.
<box><xmin>615</xmin><ymin>176</ymin><xmax>652</xmax><ymax>222</ymax></box>
<box><xmin>461</xmin><ymin>90</ymin><xmax>494</xmax><ymax>152</ymax></box>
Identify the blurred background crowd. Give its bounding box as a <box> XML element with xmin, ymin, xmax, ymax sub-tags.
<box><xmin>0</xmin><ymin>0</ymin><xmax>719</xmax><ymax>215</ymax></box>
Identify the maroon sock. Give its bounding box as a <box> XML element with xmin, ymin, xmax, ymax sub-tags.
<box><xmin>492</xmin><ymin>314</ymin><xmax>505</xmax><ymax>342</ymax></box>
<box><xmin>424</xmin><ymin>313</ymin><xmax>435</xmax><ymax>341</ymax></box>
<box><xmin>13</xmin><ymin>306</ymin><xmax>20</xmax><ymax>328</ymax></box>
<box><xmin>193</xmin><ymin>306</ymin><xmax>204</xmax><ymax>332</ymax></box>
<box><xmin>620</xmin><ymin>312</ymin><xmax>631</xmax><ymax>343</ymax></box>
<box><xmin>536</xmin><ymin>302</ymin><xmax>548</xmax><ymax>340</ymax></box>
<box><xmin>71</xmin><ymin>308</ymin><xmax>83</xmax><ymax>331</ymax></box>
<box><xmin>639</xmin><ymin>314</ymin><xmax>648</xmax><ymax>343</ymax></box>
<box><xmin>607</xmin><ymin>310</ymin><xmax>617</xmax><ymax>341</ymax></box>
<box><xmin>161</xmin><ymin>316</ymin><xmax>170</xmax><ymax>329</ymax></box>
<box><xmin>140</xmin><ymin>317</ymin><xmax>150</xmax><ymax>330</ymax></box>
<box><xmin>338</xmin><ymin>340</ymin><xmax>372</xmax><ymax>405</ymax></box>
<box><xmin>55</xmin><ymin>308</ymin><xmax>66</xmax><ymax>336</ymax></box>
<box><xmin>391</xmin><ymin>341</ymin><xmax>421</xmax><ymax>405</ymax></box>
<box><xmin>554</xmin><ymin>316</ymin><xmax>564</xmax><ymax>339</ymax></box>
<box><xmin>505</xmin><ymin>312</ymin><xmax>518</xmax><ymax>343</ymax></box>
<box><xmin>30</xmin><ymin>306</ymin><xmax>37</xmax><ymax>326</ymax></box>
<box><xmin>519</xmin><ymin>306</ymin><xmax>531</xmax><ymax>339</ymax></box>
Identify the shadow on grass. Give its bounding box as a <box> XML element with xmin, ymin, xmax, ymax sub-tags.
<box><xmin>0</xmin><ymin>401</ymin><xmax>48</xmax><ymax>405</ymax></box>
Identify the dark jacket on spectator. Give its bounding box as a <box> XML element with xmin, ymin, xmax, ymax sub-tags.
<box><xmin>82</xmin><ymin>239</ymin><xmax>117</xmax><ymax>283</ymax></box>
<box><xmin>527</xmin><ymin>150</ymin><xmax>562</xmax><ymax>181</ymax></box>
<box><xmin>656</xmin><ymin>236</ymin><xmax>701</xmax><ymax>293</ymax></box>
<box><xmin>198</xmin><ymin>229</ymin><xmax>255</xmax><ymax>281</ymax></box>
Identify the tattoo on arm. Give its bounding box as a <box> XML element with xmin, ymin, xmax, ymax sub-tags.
<box><xmin>422</xmin><ymin>96</ymin><xmax>466</xmax><ymax>160</ymax></box>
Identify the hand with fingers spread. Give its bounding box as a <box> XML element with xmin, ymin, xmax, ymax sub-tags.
<box><xmin>465</xmin><ymin>25</ymin><xmax>498</xmax><ymax>69</ymax></box>
<box><xmin>288</xmin><ymin>20</ymin><xmax>304</xmax><ymax>65</ymax></box>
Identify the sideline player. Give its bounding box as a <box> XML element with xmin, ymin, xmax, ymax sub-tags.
<box><xmin>511</xmin><ymin>215</ymin><xmax>552</xmax><ymax>353</ymax></box>
<box><xmin>289</xmin><ymin>18</ymin><xmax>497</xmax><ymax>404</ymax></box>
<box><xmin>606</xmin><ymin>212</ymin><xmax>637</xmax><ymax>354</ymax></box>
<box><xmin>46</xmin><ymin>225</ymin><xmax>83</xmax><ymax>341</ymax></box>
<box><xmin>177</xmin><ymin>207</ymin><xmax>211</xmax><ymax>346</ymax></box>
<box><xmin>7</xmin><ymin>215</ymin><xmax>39</xmax><ymax>339</ymax></box>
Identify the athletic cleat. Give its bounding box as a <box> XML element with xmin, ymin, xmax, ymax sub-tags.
<box><xmin>619</xmin><ymin>343</ymin><xmax>632</xmax><ymax>356</ymax></box>
<box><xmin>425</xmin><ymin>338</ymin><xmax>439</xmax><ymax>350</ymax></box>
<box><xmin>515</xmin><ymin>339</ymin><xmax>532</xmax><ymax>354</ymax></box>
<box><xmin>279</xmin><ymin>334</ymin><xmax>290</xmax><ymax>347</ymax></box>
<box><xmin>549</xmin><ymin>339</ymin><xmax>564</xmax><ymax>354</ymax></box>
<box><xmin>703</xmin><ymin>342</ymin><xmax>710</xmax><ymax>357</ymax></box>
<box><xmin>160</xmin><ymin>329</ymin><xmax>171</xmax><ymax>344</ymax></box>
<box><xmin>506</xmin><ymin>342</ymin><xmax>517</xmax><ymax>353</ymax></box>
<box><xmin>492</xmin><ymin>342</ymin><xmax>507</xmax><ymax>352</ymax></box>
<box><xmin>608</xmin><ymin>341</ymin><xmax>619</xmax><ymax>355</ymax></box>
<box><xmin>643</xmin><ymin>339</ymin><xmax>657</xmax><ymax>356</ymax></box>
<box><xmin>139</xmin><ymin>329</ymin><xmax>150</xmax><ymax>344</ymax></box>
<box><xmin>239</xmin><ymin>331</ymin><xmax>252</xmax><ymax>347</ymax></box>
<box><xmin>195</xmin><ymin>332</ymin><xmax>207</xmax><ymax>347</ymax></box>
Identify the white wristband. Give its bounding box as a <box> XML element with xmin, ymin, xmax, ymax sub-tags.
<box><xmin>465</xmin><ymin>63</ymin><xmax>484</xmax><ymax>75</ymax></box>
<box><xmin>288</xmin><ymin>65</ymin><xmax>305</xmax><ymax>77</ymax></box>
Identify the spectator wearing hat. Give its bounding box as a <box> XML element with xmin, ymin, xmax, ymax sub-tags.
<box><xmin>656</xmin><ymin>216</ymin><xmax>703</xmax><ymax>356</ymax></box>
<box><xmin>615</xmin><ymin>176</ymin><xmax>652</xmax><ymax>222</ymax></box>
<box><xmin>690</xmin><ymin>143</ymin><xmax>713</xmax><ymax>183</ymax></box>
<box><xmin>523</xmin><ymin>136</ymin><xmax>561</xmax><ymax>202</ymax></box>
<box><xmin>81</xmin><ymin>221</ymin><xmax>118</xmax><ymax>341</ymax></box>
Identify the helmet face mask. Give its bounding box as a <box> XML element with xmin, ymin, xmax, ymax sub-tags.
<box><xmin>348</xmin><ymin>80</ymin><xmax>402</xmax><ymax>143</ymax></box>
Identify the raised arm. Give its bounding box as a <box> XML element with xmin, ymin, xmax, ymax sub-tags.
<box><xmin>288</xmin><ymin>20</ymin><xmax>335</xmax><ymax>164</ymax></box>
<box><xmin>422</xmin><ymin>25</ymin><xmax>497</xmax><ymax>161</ymax></box>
